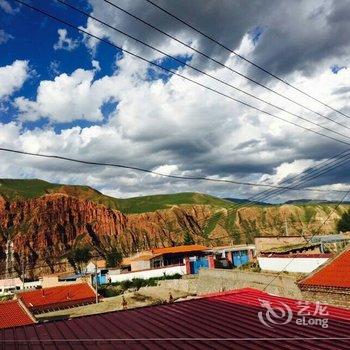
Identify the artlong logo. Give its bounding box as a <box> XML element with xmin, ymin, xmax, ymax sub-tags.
<box><xmin>258</xmin><ymin>299</ymin><xmax>329</xmax><ymax>329</ymax></box>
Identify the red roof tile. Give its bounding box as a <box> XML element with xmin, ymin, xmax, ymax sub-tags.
<box><xmin>0</xmin><ymin>300</ymin><xmax>34</xmax><ymax>329</ymax></box>
<box><xmin>298</xmin><ymin>245</ymin><xmax>350</xmax><ymax>290</ymax></box>
<box><xmin>2</xmin><ymin>288</ymin><xmax>350</xmax><ymax>349</ymax></box>
<box><xmin>18</xmin><ymin>283</ymin><xmax>96</xmax><ymax>313</ymax></box>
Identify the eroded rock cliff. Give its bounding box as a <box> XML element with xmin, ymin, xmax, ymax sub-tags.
<box><xmin>0</xmin><ymin>192</ymin><xmax>347</xmax><ymax>277</ymax></box>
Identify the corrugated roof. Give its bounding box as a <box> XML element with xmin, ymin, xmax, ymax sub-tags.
<box><xmin>17</xmin><ymin>283</ymin><xmax>96</xmax><ymax>313</ymax></box>
<box><xmin>261</xmin><ymin>242</ymin><xmax>320</xmax><ymax>254</ymax></box>
<box><xmin>2</xmin><ymin>288</ymin><xmax>350</xmax><ymax>349</ymax></box>
<box><xmin>260</xmin><ymin>253</ymin><xmax>333</xmax><ymax>258</ymax></box>
<box><xmin>0</xmin><ymin>300</ymin><xmax>34</xmax><ymax>329</ymax></box>
<box><xmin>298</xmin><ymin>245</ymin><xmax>350</xmax><ymax>290</ymax></box>
<box><xmin>122</xmin><ymin>245</ymin><xmax>208</xmax><ymax>265</ymax></box>
<box><xmin>151</xmin><ymin>244</ymin><xmax>208</xmax><ymax>254</ymax></box>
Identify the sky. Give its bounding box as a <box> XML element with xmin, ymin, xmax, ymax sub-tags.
<box><xmin>0</xmin><ymin>0</ymin><xmax>350</xmax><ymax>202</ymax></box>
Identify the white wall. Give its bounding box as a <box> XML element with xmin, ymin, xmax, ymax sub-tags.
<box><xmin>109</xmin><ymin>265</ymin><xmax>186</xmax><ymax>283</ymax></box>
<box><xmin>23</xmin><ymin>281</ymin><xmax>41</xmax><ymax>290</ymax></box>
<box><xmin>258</xmin><ymin>257</ymin><xmax>329</xmax><ymax>273</ymax></box>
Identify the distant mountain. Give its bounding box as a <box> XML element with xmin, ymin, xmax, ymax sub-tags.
<box><xmin>223</xmin><ymin>198</ymin><xmax>271</xmax><ymax>206</ymax></box>
<box><xmin>0</xmin><ymin>178</ymin><xmax>348</xmax><ymax>278</ymax></box>
<box><xmin>0</xmin><ymin>178</ymin><xmax>233</xmax><ymax>214</ymax></box>
<box><xmin>284</xmin><ymin>199</ymin><xmax>350</xmax><ymax>205</ymax></box>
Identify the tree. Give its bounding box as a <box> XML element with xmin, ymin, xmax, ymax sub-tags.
<box><xmin>105</xmin><ymin>247</ymin><xmax>122</xmax><ymax>268</ymax></box>
<box><xmin>67</xmin><ymin>245</ymin><xmax>91</xmax><ymax>273</ymax></box>
<box><xmin>337</xmin><ymin>210</ymin><xmax>350</xmax><ymax>233</ymax></box>
<box><xmin>183</xmin><ymin>231</ymin><xmax>194</xmax><ymax>245</ymax></box>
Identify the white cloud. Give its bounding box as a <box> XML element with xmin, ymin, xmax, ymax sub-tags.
<box><xmin>152</xmin><ymin>164</ymin><xmax>179</xmax><ymax>177</ymax></box>
<box><xmin>15</xmin><ymin>68</ymin><xmax>117</xmax><ymax>123</ymax></box>
<box><xmin>92</xmin><ymin>60</ymin><xmax>100</xmax><ymax>71</ymax></box>
<box><xmin>5</xmin><ymin>49</ymin><xmax>349</xmax><ymax>201</ymax></box>
<box><xmin>53</xmin><ymin>29</ymin><xmax>78</xmax><ymax>51</ymax></box>
<box><xmin>4</xmin><ymin>0</ymin><xmax>350</xmax><ymax>201</ymax></box>
<box><xmin>260</xmin><ymin>159</ymin><xmax>320</xmax><ymax>185</ymax></box>
<box><xmin>0</xmin><ymin>60</ymin><xmax>29</xmax><ymax>99</ymax></box>
<box><xmin>0</xmin><ymin>29</ymin><xmax>13</xmax><ymax>44</ymax></box>
<box><xmin>0</xmin><ymin>0</ymin><xmax>17</xmax><ymax>14</ymax></box>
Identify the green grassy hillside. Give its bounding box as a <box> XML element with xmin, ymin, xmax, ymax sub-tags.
<box><xmin>0</xmin><ymin>179</ymin><xmax>233</xmax><ymax>214</ymax></box>
<box><xmin>0</xmin><ymin>179</ymin><xmax>60</xmax><ymax>199</ymax></box>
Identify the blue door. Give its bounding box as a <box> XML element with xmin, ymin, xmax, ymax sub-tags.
<box><xmin>190</xmin><ymin>257</ymin><xmax>209</xmax><ymax>274</ymax></box>
<box><xmin>93</xmin><ymin>274</ymin><xmax>108</xmax><ymax>285</ymax></box>
<box><xmin>233</xmin><ymin>250</ymin><xmax>249</xmax><ymax>267</ymax></box>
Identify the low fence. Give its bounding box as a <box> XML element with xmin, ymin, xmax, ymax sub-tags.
<box><xmin>108</xmin><ymin>264</ymin><xmax>186</xmax><ymax>283</ymax></box>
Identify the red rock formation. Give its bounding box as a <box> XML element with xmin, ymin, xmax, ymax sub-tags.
<box><xmin>0</xmin><ymin>194</ymin><xmax>127</xmax><ymax>276</ymax></box>
<box><xmin>0</xmin><ymin>192</ymin><xmax>345</xmax><ymax>278</ymax></box>
<box><xmin>0</xmin><ymin>194</ymin><xmax>215</xmax><ymax>277</ymax></box>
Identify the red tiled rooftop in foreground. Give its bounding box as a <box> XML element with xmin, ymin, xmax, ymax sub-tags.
<box><xmin>2</xmin><ymin>288</ymin><xmax>350</xmax><ymax>349</ymax></box>
<box><xmin>298</xmin><ymin>246</ymin><xmax>350</xmax><ymax>290</ymax></box>
<box><xmin>17</xmin><ymin>283</ymin><xmax>96</xmax><ymax>314</ymax></box>
<box><xmin>0</xmin><ymin>300</ymin><xmax>34</xmax><ymax>329</ymax></box>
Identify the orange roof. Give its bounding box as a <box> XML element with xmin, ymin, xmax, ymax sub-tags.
<box><xmin>151</xmin><ymin>245</ymin><xmax>208</xmax><ymax>255</ymax></box>
<box><xmin>121</xmin><ymin>245</ymin><xmax>208</xmax><ymax>265</ymax></box>
<box><xmin>298</xmin><ymin>245</ymin><xmax>350</xmax><ymax>289</ymax></box>
<box><xmin>18</xmin><ymin>283</ymin><xmax>96</xmax><ymax>312</ymax></box>
<box><xmin>0</xmin><ymin>300</ymin><xmax>35</xmax><ymax>329</ymax></box>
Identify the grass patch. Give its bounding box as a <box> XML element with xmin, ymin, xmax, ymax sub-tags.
<box><xmin>203</xmin><ymin>211</ymin><xmax>224</xmax><ymax>237</ymax></box>
<box><xmin>0</xmin><ymin>179</ymin><xmax>60</xmax><ymax>200</ymax></box>
<box><xmin>0</xmin><ymin>179</ymin><xmax>234</xmax><ymax>214</ymax></box>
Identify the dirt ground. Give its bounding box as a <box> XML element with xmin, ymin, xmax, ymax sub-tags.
<box><xmin>36</xmin><ymin>286</ymin><xmax>193</xmax><ymax>322</ymax></box>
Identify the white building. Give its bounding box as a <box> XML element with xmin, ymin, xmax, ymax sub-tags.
<box><xmin>108</xmin><ymin>264</ymin><xmax>187</xmax><ymax>283</ymax></box>
<box><xmin>0</xmin><ymin>278</ymin><xmax>41</xmax><ymax>295</ymax></box>
<box><xmin>258</xmin><ymin>254</ymin><xmax>331</xmax><ymax>273</ymax></box>
<box><xmin>0</xmin><ymin>278</ymin><xmax>22</xmax><ymax>294</ymax></box>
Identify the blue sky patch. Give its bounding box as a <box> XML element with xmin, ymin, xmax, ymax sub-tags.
<box><xmin>331</xmin><ymin>64</ymin><xmax>347</xmax><ymax>74</ymax></box>
<box><xmin>249</xmin><ymin>26</ymin><xmax>264</xmax><ymax>45</ymax></box>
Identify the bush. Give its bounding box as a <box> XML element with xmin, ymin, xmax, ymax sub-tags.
<box><xmin>99</xmin><ymin>274</ymin><xmax>184</xmax><ymax>298</ymax></box>
<box><xmin>99</xmin><ymin>286</ymin><xmax>123</xmax><ymax>298</ymax></box>
<box><xmin>106</xmin><ymin>248</ymin><xmax>123</xmax><ymax>268</ymax></box>
<box><xmin>337</xmin><ymin>210</ymin><xmax>350</xmax><ymax>233</ymax></box>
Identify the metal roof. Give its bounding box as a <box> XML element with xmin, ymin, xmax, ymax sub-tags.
<box><xmin>299</xmin><ymin>245</ymin><xmax>350</xmax><ymax>290</ymax></box>
<box><xmin>2</xmin><ymin>288</ymin><xmax>350</xmax><ymax>349</ymax></box>
<box><xmin>17</xmin><ymin>283</ymin><xmax>96</xmax><ymax>314</ymax></box>
<box><xmin>151</xmin><ymin>244</ymin><xmax>208</xmax><ymax>254</ymax></box>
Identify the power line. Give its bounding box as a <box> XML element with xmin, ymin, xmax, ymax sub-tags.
<box><xmin>103</xmin><ymin>0</ymin><xmax>350</xmax><ymax>130</ymax></box>
<box><xmin>13</xmin><ymin>0</ymin><xmax>350</xmax><ymax>148</ymax></box>
<box><xmin>1</xmin><ymin>147</ymin><xmax>347</xmax><ymax>194</ymax></box>
<box><xmin>241</xmin><ymin>150</ymin><xmax>350</xmax><ymax>206</ymax></box>
<box><xmin>196</xmin><ymin>149</ymin><xmax>350</xmax><ymax>232</ymax></box>
<box><xmin>57</xmin><ymin>0</ymin><xmax>350</xmax><ymax>142</ymax></box>
<box><xmin>223</xmin><ymin>150</ymin><xmax>350</xmax><ymax>217</ymax></box>
<box><xmin>245</xmin><ymin>148</ymin><xmax>350</xmax><ymax>202</ymax></box>
<box><xmin>144</xmin><ymin>0</ymin><xmax>350</xmax><ymax>120</ymax></box>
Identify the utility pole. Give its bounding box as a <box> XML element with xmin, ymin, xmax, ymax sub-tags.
<box><xmin>94</xmin><ymin>258</ymin><xmax>99</xmax><ymax>304</ymax></box>
<box><xmin>284</xmin><ymin>218</ymin><xmax>288</xmax><ymax>236</ymax></box>
<box><xmin>5</xmin><ymin>240</ymin><xmax>14</xmax><ymax>279</ymax></box>
<box><xmin>21</xmin><ymin>255</ymin><xmax>25</xmax><ymax>290</ymax></box>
